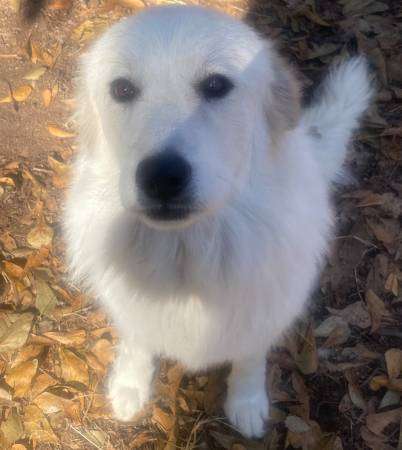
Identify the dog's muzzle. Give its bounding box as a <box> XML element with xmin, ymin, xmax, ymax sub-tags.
<box><xmin>135</xmin><ymin>151</ymin><xmax>195</xmax><ymax>221</ymax></box>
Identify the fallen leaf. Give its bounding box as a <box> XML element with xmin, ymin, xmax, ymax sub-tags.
<box><xmin>0</xmin><ymin>408</ymin><xmax>24</xmax><ymax>446</ymax></box>
<box><xmin>0</xmin><ymin>313</ymin><xmax>34</xmax><ymax>353</ymax></box>
<box><xmin>285</xmin><ymin>415</ymin><xmax>311</xmax><ymax>433</ymax></box>
<box><xmin>35</xmin><ymin>279</ymin><xmax>57</xmax><ymax>316</ymax></box>
<box><xmin>58</xmin><ymin>348</ymin><xmax>89</xmax><ymax>386</ymax></box>
<box><xmin>3</xmin><ymin>261</ymin><xmax>25</xmax><ymax>279</ymax></box>
<box><xmin>47</xmin><ymin>124</ymin><xmax>75</xmax><ymax>138</ymax></box>
<box><xmin>366</xmin><ymin>408</ymin><xmax>402</xmax><ymax>436</ymax></box>
<box><xmin>0</xmin><ymin>85</ymin><xmax>33</xmax><ymax>103</ymax></box>
<box><xmin>27</xmin><ymin>220</ymin><xmax>53</xmax><ymax>249</ymax></box>
<box><xmin>41</xmin><ymin>89</ymin><xmax>52</xmax><ymax>107</ymax></box>
<box><xmin>43</xmin><ymin>330</ymin><xmax>86</xmax><ymax>347</ymax></box>
<box><xmin>24</xmin><ymin>404</ymin><xmax>59</xmax><ymax>444</ymax></box>
<box><xmin>365</xmin><ymin>289</ymin><xmax>390</xmax><ymax>332</ymax></box>
<box><xmin>5</xmin><ymin>359</ymin><xmax>38</xmax><ymax>397</ymax></box>
<box><xmin>0</xmin><ymin>232</ymin><xmax>17</xmax><ymax>252</ymax></box>
<box><xmin>152</xmin><ymin>406</ymin><xmax>175</xmax><ymax>432</ymax></box>
<box><xmin>0</xmin><ymin>176</ymin><xmax>15</xmax><ymax>186</ymax></box>
<box><xmin>29</xmin><ymin>372</ymin><xmax>58</xmax><ymax>400</ymax></box>
<box><xmin>90</xmin><ymin>338</ymin><xmax>114</xmax><ymax>367</ymax></box>
<box><xmin>23</xmin><ymin>66</ymin><xmax>47</xmax><ymax>81</ymax></box>
<box><xmin>385</xmin><ymin>349</ymin><xmax>402</xmax><ymax>379</ymax></box>
<box><xmin>385</xmin><ymin>272</ymin><xmax>398</xmax><ymax>296</ymax></box>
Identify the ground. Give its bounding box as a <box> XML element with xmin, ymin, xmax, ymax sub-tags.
<box><xmin>0</xmin><ymin>0</ymin><xmax>401</xmax><ymax>449</ymax></box>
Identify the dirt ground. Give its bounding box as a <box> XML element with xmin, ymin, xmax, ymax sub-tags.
<box><xmin>0</xmin><ymin>0</ymin><xmax>401</xmax><ymax>449</ymax></box>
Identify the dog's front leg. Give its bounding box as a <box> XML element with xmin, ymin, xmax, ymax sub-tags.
<box><xmin>224</xmin><ymin>355</ymin><xmax>269</xmax><ymax>438</ymax></box>
<box><xmin>108</xmin><ymin>340</ymin><xmax>154</xmax><ymax>421</ymax></box>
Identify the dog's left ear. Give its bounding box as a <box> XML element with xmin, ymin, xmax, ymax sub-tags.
<box><xmin>265</xmin><ymin>54</ymin><xmax>301</xmax><ymax>141</ymax></box>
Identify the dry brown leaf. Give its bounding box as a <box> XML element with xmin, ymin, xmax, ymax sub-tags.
<box><xmin>345</xmin><ymin>370</ymin><xmax>367</xmax><ymax>411</ymax></box>
<box><xmin>328</xmin><ymin>301</ymin><xmax>371</xmax><ymax>329</ymax></box>
<box><xmin>0</xmin><ymin>408</ymin><xmax>24</xmax><ymax>446</ymax></box>
<box><xmin>71</xmin><ymin>17</ymin><xmax>110</xmax><ymax>43</ymax></box>
<box><xmin>365</xmin><ymin>289</ymin><xmax>389</xmax><ymax>332</ymax></box>
<box><xmin>385</xmin><ymin>272</ymin><xmax>398</xmax><ymax>296</ymax></box>
<box><xmin>385</xmin><ymin>349</ymin><xmax>402</xmax><ymax>379</ymax></box>
<box><xmin>23</xmin><ymin>66</ymin><xmax>47</xmax><ymax>81</ymax></box>
<box><xmin>47</xmin><ymin>155</ymin><xmax>70</xmax><ymax>176</ymax></box>
<box><xmin>47</xmin><ymin>124</ymin><xmax>75</xmax><ymax>138</ymax></box>
<box><xmin>285</xmin><ymin>415</ymin><xmax>311</xmax><ymax>433</ymax></box>
<box><xmin>11</xmin><ymin>344</ymin><xmax>43</xmax><ymax>368</ymax></box>
<box><xmin>366</xmin><ymin>408</ymin><xmax>402</xmax><ymax>436</ymax></box>
<box><xmin>11</xmin><ymin>444</ymin><xmax>27</xmax><ymax>450</ymax></box>
<box><xmin>48</xmin><ymin>0</ymin><xmax>72</xmax><ymax>9</ymax></box>
<box><xmin>3</xmin><ymin>261</ymin><xmax>25</xmax><ymax>279</ymax></box>
<box><xmin>0</xmin><ymin>232</ymin><xmax>17</xmax><ymax>252</ymax></box>
<box><xmin>41</xmin><ymin>89</ymin><xmax>52</xmax><ymax>107</ymax></box>
<box><xmin>58</xmin><ymin>348</ymin><xmax>89</xmax><ymax>386</ymax></box>
<box><xmin>295</xmin><ymin>323</ymin><xmax>318</xmax><ymax>374</ymax></box>
<box><xmin>35</xmin><ymin>279</ymin><xmax>57</xmax><ymax>316</ymax></box>
<box><xmin>0</xmin><ymin>176</ymin><xmax>15</xmax><ymax>186</ymax></box>
<box><xmin>0</xmin><ymin>85</ymin><xmax>33</xmax><ymax>103</ymax></box>
<box><xmin>27</xmin><ymin>220</ymin><xmax>53</xmax><ymax>249</ymax></box>
<box><xmin>152</xmin><ymin>406</ymin><xmax>175</xmax><ymax>432</ymax></box>
<box><xmin>90</xmin><ymin>338</ymin><xmax>114</xmax><ymax>367</ymax></box>
<box><xmin>43</xmin><ymin>330</ymin><xmax>86</xmax><ymax>347</ymax></box>
<box><xmin>24</xmin><ymin>404</ymin><xmax>59</xmax><ymax>444</ymax></box>
<box><xmin>0</xmin><ymin>313</ymin><xmax>34</xmax><ymax>353</ymax></box>
<box><xmin>5</xmin><ymin>359</ymin><xmax>38</xmax><ymax>397</ymax></box>
<box><xmin>29</xmin><ymin>373</ymin><xmax>58</xmax><ymax>400</ymax></box>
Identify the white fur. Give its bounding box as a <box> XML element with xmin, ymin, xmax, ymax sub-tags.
<box><xmin>64</xmin><ymin>5</ymin><xmax>372</xmax><ymax>438</ymax></box>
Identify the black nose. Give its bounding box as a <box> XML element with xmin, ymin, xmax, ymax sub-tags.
<box><xmin>136</xmin><ymin>152</ymin><xmax>192</xmax><ymax>202</ymax></box>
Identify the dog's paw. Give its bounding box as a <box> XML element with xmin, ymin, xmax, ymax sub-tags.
<box><xmin>108</xmin><ymin>377</ymin><xmax>149</xmax><ymax>422</ymax></box>
<box><xmin>224</xmin><ymin>389</ymin><xmax>269</xmax><ymax>438</ymax></box>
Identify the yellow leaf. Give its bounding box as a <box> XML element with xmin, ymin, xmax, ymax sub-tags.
<box><xmin>5</xmin><ymin>359</ymin><xmax>38</xmax><ymax>397</ymax></box>
<box><xmin>47</xmin><ymin>155</ymin><xmax>70</xmax><ymax>176</ymax></box>
<box><xmin>0</xmin><ymin>313</ymin><xmax>34</xmax><ymax>353</ymax></box>
<box><xmin>0</xmin><ymin>85</ymin><xmax>33</xmax><ymax>103</ymax></box>
<box><xmin>47</xmin><ymin>124</ymin><xmax>75</xmax><ymax>138</ymax></box>
<box><xmin>27</xmin><ymin>221</ymin><xmax>54</xmax><ymax>249</ymax></box>
<box><xmin>0</xmin><ymin>177</ymin><xmax>15</xmax><ymax>186</ymax></box>
<box><xmin>11</xmin><ymin>444</ymin><xmax>27</xmax><ymax>450</ymax></box>
<box><xmin>24</xmin><ymin>404</ymin><xmax>59</xmax><ymax>445</ymax></box>
<box><xmin>23</xmin><ymin>66</ymin><xmax>47</xmax><ymax>81</ymax></box>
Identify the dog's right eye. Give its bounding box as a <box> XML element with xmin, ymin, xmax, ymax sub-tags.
<box><xmin>110</xmin><ymin>78</ymin><xmax>139</xmax><ymax>103</ymax></box>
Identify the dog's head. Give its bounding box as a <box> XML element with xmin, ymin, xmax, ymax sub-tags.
<box><xmin>78</xmin><ymin>6</ymin><xmax>300</xmax><ymax>229</ymax></box>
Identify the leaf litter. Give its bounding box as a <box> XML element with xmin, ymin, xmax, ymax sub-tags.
<box><xmin>0</xmin><ymin>0</ymin><xmax>401</xmax><ymax>448</ymax></box>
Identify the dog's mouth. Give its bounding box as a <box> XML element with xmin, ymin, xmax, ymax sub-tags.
<box><xmin>135</xmin><ymin>201</ymin><xmax>201</xmax><ymax>229</ymax></box>
<box><xmin>144</xmin><ymin>203</ymin><xmax>196</xmax><ymax>221</ymax></box>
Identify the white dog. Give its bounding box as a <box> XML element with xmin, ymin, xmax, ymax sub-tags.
<box><xmin>64</xmin><ymin>5</ymin><xmax>372</xmax><ymax>438</ymax></box>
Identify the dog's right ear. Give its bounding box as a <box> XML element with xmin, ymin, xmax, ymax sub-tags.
<box><xmin>265</xmin><ymin>54</ymin><xmax>301</xmax><ymax>143</ymax></box>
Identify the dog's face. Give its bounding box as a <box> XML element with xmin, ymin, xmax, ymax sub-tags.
<box><xmin>79</xmin><ymin>6</ymin><xmax>299</xmax><ymax>229</ymax></box>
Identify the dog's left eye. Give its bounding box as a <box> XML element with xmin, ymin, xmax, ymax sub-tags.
<box><xmin>110</xmin><ymin>78</ymin><xmax>139</xmax><ymax>103</ymax></box>
<box><xmin>198</xmin><ymin>74</ymin><xmax>234</xmax><ymax>100</ymax></box>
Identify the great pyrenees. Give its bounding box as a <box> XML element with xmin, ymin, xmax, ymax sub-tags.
<box><xmin>64</xmin><ymin>5</ymin><xmax>372</xmax><ymax>438</ymax></box>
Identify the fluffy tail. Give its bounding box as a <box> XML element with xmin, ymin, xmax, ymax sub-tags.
<box><xmin>302</xmin><ymin>57</ymin><xmax>373</xmax><ymax>182</ymax></box>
